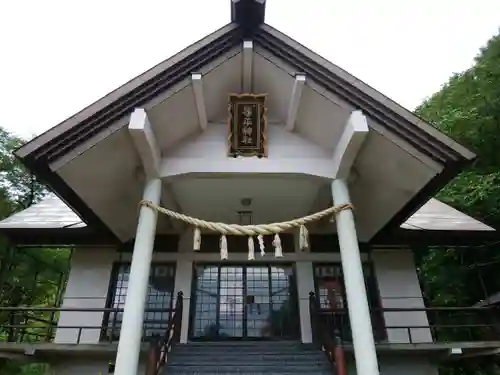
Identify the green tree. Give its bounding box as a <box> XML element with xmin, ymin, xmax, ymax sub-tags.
<box><xmin>0</xmin><ymin>128</ymin><xmax>70</xmax><ymax>375</ymax></box>
<box><xmin>416</xmin><ymin>31</ymin><xmax>500</xmax><ymax>374</ymax></box>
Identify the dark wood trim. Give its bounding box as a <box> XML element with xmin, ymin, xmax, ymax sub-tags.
<box><xmin>1</xmin><ymin>227</ymin><xmax>116</xmax><ymax>246</ymax></box>
<box><xmin>1</xmin><ymin>229</ymin><xmax>179</xmax><ymax>248</ymax></box>
<box><xmin>373</xmin><ymin>228</ymin><xmax>499</xmax><ymax>247</ymax></box>
<box><xmin>118</xmin><ymin>235</ymin><xmax>180</xmax><ymax>253</ymax></box>
<box><xmin>1</xmin><ymin>227</ymin><xmax>495</xmax><ymax>248</ymax></box>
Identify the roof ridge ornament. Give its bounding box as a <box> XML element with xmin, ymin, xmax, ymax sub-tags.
<box><xmin>231</xmin><ymin>0</ymin><xmax>266</xmax><ymax>36</ymax></box>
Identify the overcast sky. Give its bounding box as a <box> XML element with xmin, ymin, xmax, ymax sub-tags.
<box><xmin>1</xmin><ymin>0</ymin><xmax>499</xmax><ymax>140</ymax></box>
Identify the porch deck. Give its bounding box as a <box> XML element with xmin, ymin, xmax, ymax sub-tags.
<box><xmin>1</xmin><ymin>339</ymin><xmax>500</xmax><ymax>362</ymax></box>
<box><xmin>1</xmin><ymin>304</ymin><xmax>499</xmax><ymax>360</ymax></box>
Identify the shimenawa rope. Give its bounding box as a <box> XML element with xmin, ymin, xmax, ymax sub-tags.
<box><xmin>139</xmin><ymin>200</ymin><xmax>353</xmax><ymax>260</ymax></box>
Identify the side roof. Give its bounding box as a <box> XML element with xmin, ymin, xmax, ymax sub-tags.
<box><xmin>0</xmin><ymin>195</ymin><xmax>493</xmax><ymax>232</ymax></box>
<box><xmin>13</xmin><ymin>0</ymin><xmax>476</xmax><ymax>240</ymax></box>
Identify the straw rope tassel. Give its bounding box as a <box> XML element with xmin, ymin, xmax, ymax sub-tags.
<box><xmin>299</xmin><ymin>225</ymin><xmax>309</xmax><ymax>251</ymax></box>
<box><xmin>248</xmin><ymin>236</ymin><xmax>255</xmax><ymax>260</ymax></box>
<box><xmin>258</xmin><ymin>235</ymin><xmax>265</xmax><ymax>256</ymax></box>
<box><xmin>273</xmin><ymin>234</ymin><xmax>283</xmax><ymax>258</ymax></box>
<box><xmin>138</xmin><ymin>201</ymin><xmax>354</xmax><ymax>256</ymax></box>
<box><xmin>193</xmin><ymin>227</ymin><xmax>201</xmax><ymax>251</ymax></box>
<box><xmin>139</xmin><ymin>200</ymin><xmax>353</xmax><ymax>237</ymax></box>
<box><xmin>220</xmin><ymin>235</ymin><xmax>228</xmax><ymax>260</ymax></box>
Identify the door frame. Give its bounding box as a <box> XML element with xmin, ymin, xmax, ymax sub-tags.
<box><xmin>188</xmin><ymin>262</ymin><xmax>300</xmax><ymax>341</ymax></box>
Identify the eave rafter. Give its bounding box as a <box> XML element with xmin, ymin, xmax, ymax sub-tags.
<box><xmin>128</xmin><ymin>108</ymin><xmax>184</xmax><ymax>231</ymax></box>
<box><xmin>128</xmin><ymin>108</ymin><xmax>161</xmax><ymax>179</ymax></box>
<box><xmin>191</xmin><ymin>73</ymin><xmax>208</xmax><ymax>131</ymax></box>
<box><xmin>285</xmin><ymin>73</ymin><xmax>306</xmax><ymax>132</ymax></box>
<box><xmin>307</xmin><ymin>110</ymin><xmax>369</xmax><ymax>224</ymax></box>
<box><xmin>332</xmin><ymin>110</ymin><xmax>369</xmax><ymax>179</ymax></box>
<box><xmin>242</xmin><ymin>40</ymin><xmax>253</xmax><ymax>92</ymax></box>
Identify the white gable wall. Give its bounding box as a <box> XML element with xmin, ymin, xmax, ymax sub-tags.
<box><xmin>162</xmin><ymin>123</ymin><xmax>335</xmax><ymax>178</ymax></box>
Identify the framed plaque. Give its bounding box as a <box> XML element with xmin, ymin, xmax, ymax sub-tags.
<box><xmin>227</xmin><ymin>93</ymin><xmax>268</xmax><ymax>157</ymax></box>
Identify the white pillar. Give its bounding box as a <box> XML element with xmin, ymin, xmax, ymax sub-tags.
<box><xmin>332</xmin><ymin>178</ymin><xmax>379</xmax><ymax>375</ymax></box>
<box><xmin>113</xmin><ymin>178</ymin><xmax>162</xmax><ymax>375</ymax></box>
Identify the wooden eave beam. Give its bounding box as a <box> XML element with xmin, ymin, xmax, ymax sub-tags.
<box><xmin>285</xmin><ymin>73</ymin><xmax>306</xmax><ymax>132</ymax></box>
<box><xmin>242</xmin><ymin>40</ymin><xmax>253</xmax><ymax>92</ymax></box>
<box><xmin>128</xmin><ymin>108</ymin><xmax>161</xmax><ymax>179</ymax></box>
<box><xmin>129</xmin><ymin>108</ymin><xmax>183</xmax><ymax>232</ymax></box>
<box><xmin>332</xmin><ymin>110</ymin><xmax>369</xmax><ymax>179</ymax></box>
<box><xmin>191</xmin><ymin>73</ymin><xmax>208</xmax><ymax>131</ymax></box>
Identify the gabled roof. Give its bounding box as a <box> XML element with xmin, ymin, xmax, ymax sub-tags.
<box><xmin>13</xmin><ymin>0</ymin><xmax>476</xmax><ymax>240</ymax></box>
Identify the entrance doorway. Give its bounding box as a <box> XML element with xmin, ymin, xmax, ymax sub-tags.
<box><xmin>190</xmin><ymin>264</ymin><xmax>300</xmax><ymax>340</ymax></box>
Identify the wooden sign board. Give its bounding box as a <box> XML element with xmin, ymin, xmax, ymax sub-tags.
<box><xmin>227</xmin><ymin>93</ymin><xmax>268</xmax><ymax>157</ymax></box>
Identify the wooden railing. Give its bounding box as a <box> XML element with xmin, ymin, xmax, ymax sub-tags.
<box><xmin>309</xmin><ymin>292</ymin><xmax>347</xmax><ymax>375</ymax></box>
<box><xmin>145</xmin><ymin>291</ymin><xmax>184</xmax><ymax>375</ymax></box>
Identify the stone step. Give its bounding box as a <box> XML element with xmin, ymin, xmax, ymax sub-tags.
<box><xmin>173</xmin><ymin>342</ymin><xmax>318</xmax><ymax>352</ymax></box>
<box><xmin>163</xmin><ymin>341</ymin><xmax>334</xmax><ymax>375</ymax></box>
<box><xmin>165</xmin><ymin>363</ymin><xmax>332</xmax><ymax>372</ymax></box>
<box><xmin>169</xmin><ymin>353</ymin><xmax>326</xmax><ymax>363</ymax></box>
<box><xmin>166</xmin><ymin>372</ymin><xmax>333</xmax><ymax>375</ymax></box>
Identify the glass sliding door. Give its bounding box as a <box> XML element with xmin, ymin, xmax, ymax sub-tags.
<box><xmin>190</xmin><ymin>264</ymin><xmax>299</xmax><ymax>340</ymax></box>
<box><xmin>219</xmin><ymin>266</ymin><xmax>244</xmax><ymax>338</ymax></box>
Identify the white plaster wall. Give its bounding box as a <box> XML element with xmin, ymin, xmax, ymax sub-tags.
<box><xmin>55</xmin><ymin>247</ymin><xmax>115</xmax><ymax>344</ymax></box>
<box><xmin>53</xmin><ymin>240</ymin><xmax>368</xmax><ymax>345</ymax></box>
<box><xmin>372</xmin><ymin>249</ymin><xmax>432</xmax><ymax>344</ymax></box>
<box><xmin>54</xmin><ymin>240</ymin><xmax>429</xmax><ymax>347</ymax></box>
<box><xmin>161</xmin><ymin>123</ymin><xmax>336</xmax><ymax>178</ymax></box>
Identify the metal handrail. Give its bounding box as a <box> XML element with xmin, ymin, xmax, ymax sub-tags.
<box><xmin>309</xmin><ymin>292</ymin><xmax>345</xmax><ymax>375</ymax></box>
<box><xmin>315</xmin><ymin>305</ymin><xmax>500</xmax><ymax>345</ymax></box>
<box><xmin>0</xmin><ymin>304</ymin><xmax>178</xmax><ymax>344</ymax></box>
<box><xmin>145</xmin><ymin>291</ymin><xmax>183</xmax><ymax>375</ymax></box>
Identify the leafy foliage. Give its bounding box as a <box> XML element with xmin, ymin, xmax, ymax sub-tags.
<box><xmin>0</xmin><ymin>129</ymin><xmax>70</xmax><ymax>375</ymax></box>
<box><xmin>416</xmin><ymin>31</ymin><xmax>500</xmax><ymax>374</ymax></box>
<box><xmin>0</xmin><ymin>128</ymin><xmax>45</xmax><ymax>215</ymax></box>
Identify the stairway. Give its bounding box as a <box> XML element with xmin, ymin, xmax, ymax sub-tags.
<box><xmin>164</xmin><ymin>341</ymin><xmax>334</xmax><ymax>374</ymax></box>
